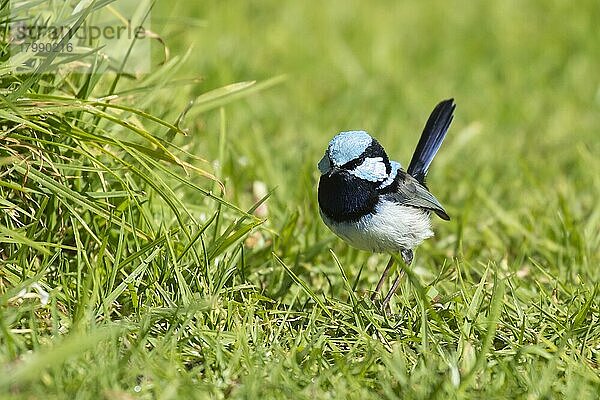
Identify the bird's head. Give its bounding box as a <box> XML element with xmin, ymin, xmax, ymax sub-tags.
<box><xmin>318</xmin><ymin>130</ymin><xmax>391</xmax><ymax>183</ymax></box>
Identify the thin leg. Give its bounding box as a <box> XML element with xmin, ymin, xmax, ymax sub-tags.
<box><xmin>382</xmin><ymin>269</ymin><xmax>405</xmax><ymax>308</ymax></box>
<box><xmin>371</xmin><ymin>256</ymin><xmax>395</xmax><ymax>300</ymax></box>
<box><xmin>382</xmin><ymin>249</ymin><xmax>413</xmax><ymax>308</ymax></box>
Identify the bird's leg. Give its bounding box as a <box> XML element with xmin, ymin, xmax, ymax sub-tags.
<box><xmin>382</xmin><ymin>249</ymin><xmax>413</xmax><ymax>308</ymax></box>
<box><xmin>401</xmin><ymin>248</ymin><xmax>414</xmax><ymax>265</ymax></box>
<box><xmin>371</xmin><ymin>255</ymin><xmax>395</xmax><ymax>300</ymax></box>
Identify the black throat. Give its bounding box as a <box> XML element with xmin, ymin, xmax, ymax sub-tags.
<box><xmin>318</xmin><ymin>171</ymin><xmax>379</xmax><ymax>223</ymax></box>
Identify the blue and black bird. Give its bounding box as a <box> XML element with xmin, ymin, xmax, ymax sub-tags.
<box><xmin>317</xmin><ymin>99</ymin><xmax>455</xmax><ymax>306</ymax></box>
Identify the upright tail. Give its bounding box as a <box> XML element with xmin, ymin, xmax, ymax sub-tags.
<box><xmin>407</xmin><ymin>98</ymin><xmax>455</xmax><ymax>185</ymax></box>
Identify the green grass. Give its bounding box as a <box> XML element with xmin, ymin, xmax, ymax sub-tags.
<box><xmin>1</xmin><ymin>0</ymin><xmax>600</xmax><ymax>398</ymax></box>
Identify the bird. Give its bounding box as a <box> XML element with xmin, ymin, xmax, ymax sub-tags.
<box><xmin>317</xmin><ymin>98</ymin><xmax>455</xmax><ymax>307</ymax></box>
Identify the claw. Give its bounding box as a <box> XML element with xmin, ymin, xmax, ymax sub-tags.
<box><xmin>401</xmin><ymin>248</ymin><xmax>413</xmax><ymax>265</ymax></box>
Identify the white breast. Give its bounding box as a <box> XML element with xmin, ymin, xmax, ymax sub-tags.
<box><xmin>320</xmin><ymin>199</ymin><xmax>434</xmax><ymax>253</ymax></box>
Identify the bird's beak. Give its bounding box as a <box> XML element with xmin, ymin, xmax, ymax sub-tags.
<box><xmin>318</xmin><ymin>154</ymin><xmax>332</xmax><ymax>175</ymax></box>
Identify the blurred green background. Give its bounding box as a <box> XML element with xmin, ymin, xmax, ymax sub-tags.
<box><xmin>2</xmin><ymin>0</ymin><xmax>599</xmax><ymax>397</ymax></box>
<box><xmin>154</xmin><ymin>0</ymin><xmax>599</xmax><ymax>278</ymax></box>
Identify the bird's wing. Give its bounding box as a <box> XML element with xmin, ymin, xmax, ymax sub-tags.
<box><xmin>379</xmin><ymin>169</ymin><xmax>450</xmax><ymax>220</ymax></box>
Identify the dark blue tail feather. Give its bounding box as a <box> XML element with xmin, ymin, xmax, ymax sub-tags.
<box><xmin>407</xmin><ymin>99</ymin><xmax>455</xmax><ymax>185</ymax></box>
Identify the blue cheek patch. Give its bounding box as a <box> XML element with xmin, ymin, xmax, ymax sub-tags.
<box><xmin>378</xmin><ymin>161</ymin><xmax>402</xmax><ymax>189</ymax></box>
<box><xmin>328</xmin><ymin>131</ymin><xmax>372</xmax><ymax>166</ymax></box>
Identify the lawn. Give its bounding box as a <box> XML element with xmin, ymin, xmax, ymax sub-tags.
<box><xmin>1</xmin><ymin>0</ymin><xmax>599</xmax><ymax>398</ymax></box>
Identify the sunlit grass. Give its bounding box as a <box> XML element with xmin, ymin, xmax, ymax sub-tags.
<box><xmin>1</xmin><ymin>0</ymin><xmax>599</xmax><ymax>398</ymax></box>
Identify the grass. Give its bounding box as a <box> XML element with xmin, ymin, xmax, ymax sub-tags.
<box><xmin>1</xmin><ymin>0</ymin><xmax>599</xmax><ymax>398</ymax></box>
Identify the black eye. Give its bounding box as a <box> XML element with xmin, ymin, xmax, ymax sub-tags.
<box><xmin>340</xmin><ymin>157</ymin><xmax>363</xmax><ymax>171</ymax></box>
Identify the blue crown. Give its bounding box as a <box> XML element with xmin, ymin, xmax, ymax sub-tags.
<box><xmin>328</xmin><ymin>131</ymin><xmax>372</xmax><ymax>166</ymax></box>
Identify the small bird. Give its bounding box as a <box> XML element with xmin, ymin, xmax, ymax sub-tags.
<box><xmin>317</xmin><ymin>99</ymin><xmax>455</xmax><ymax>306</ymax></box>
